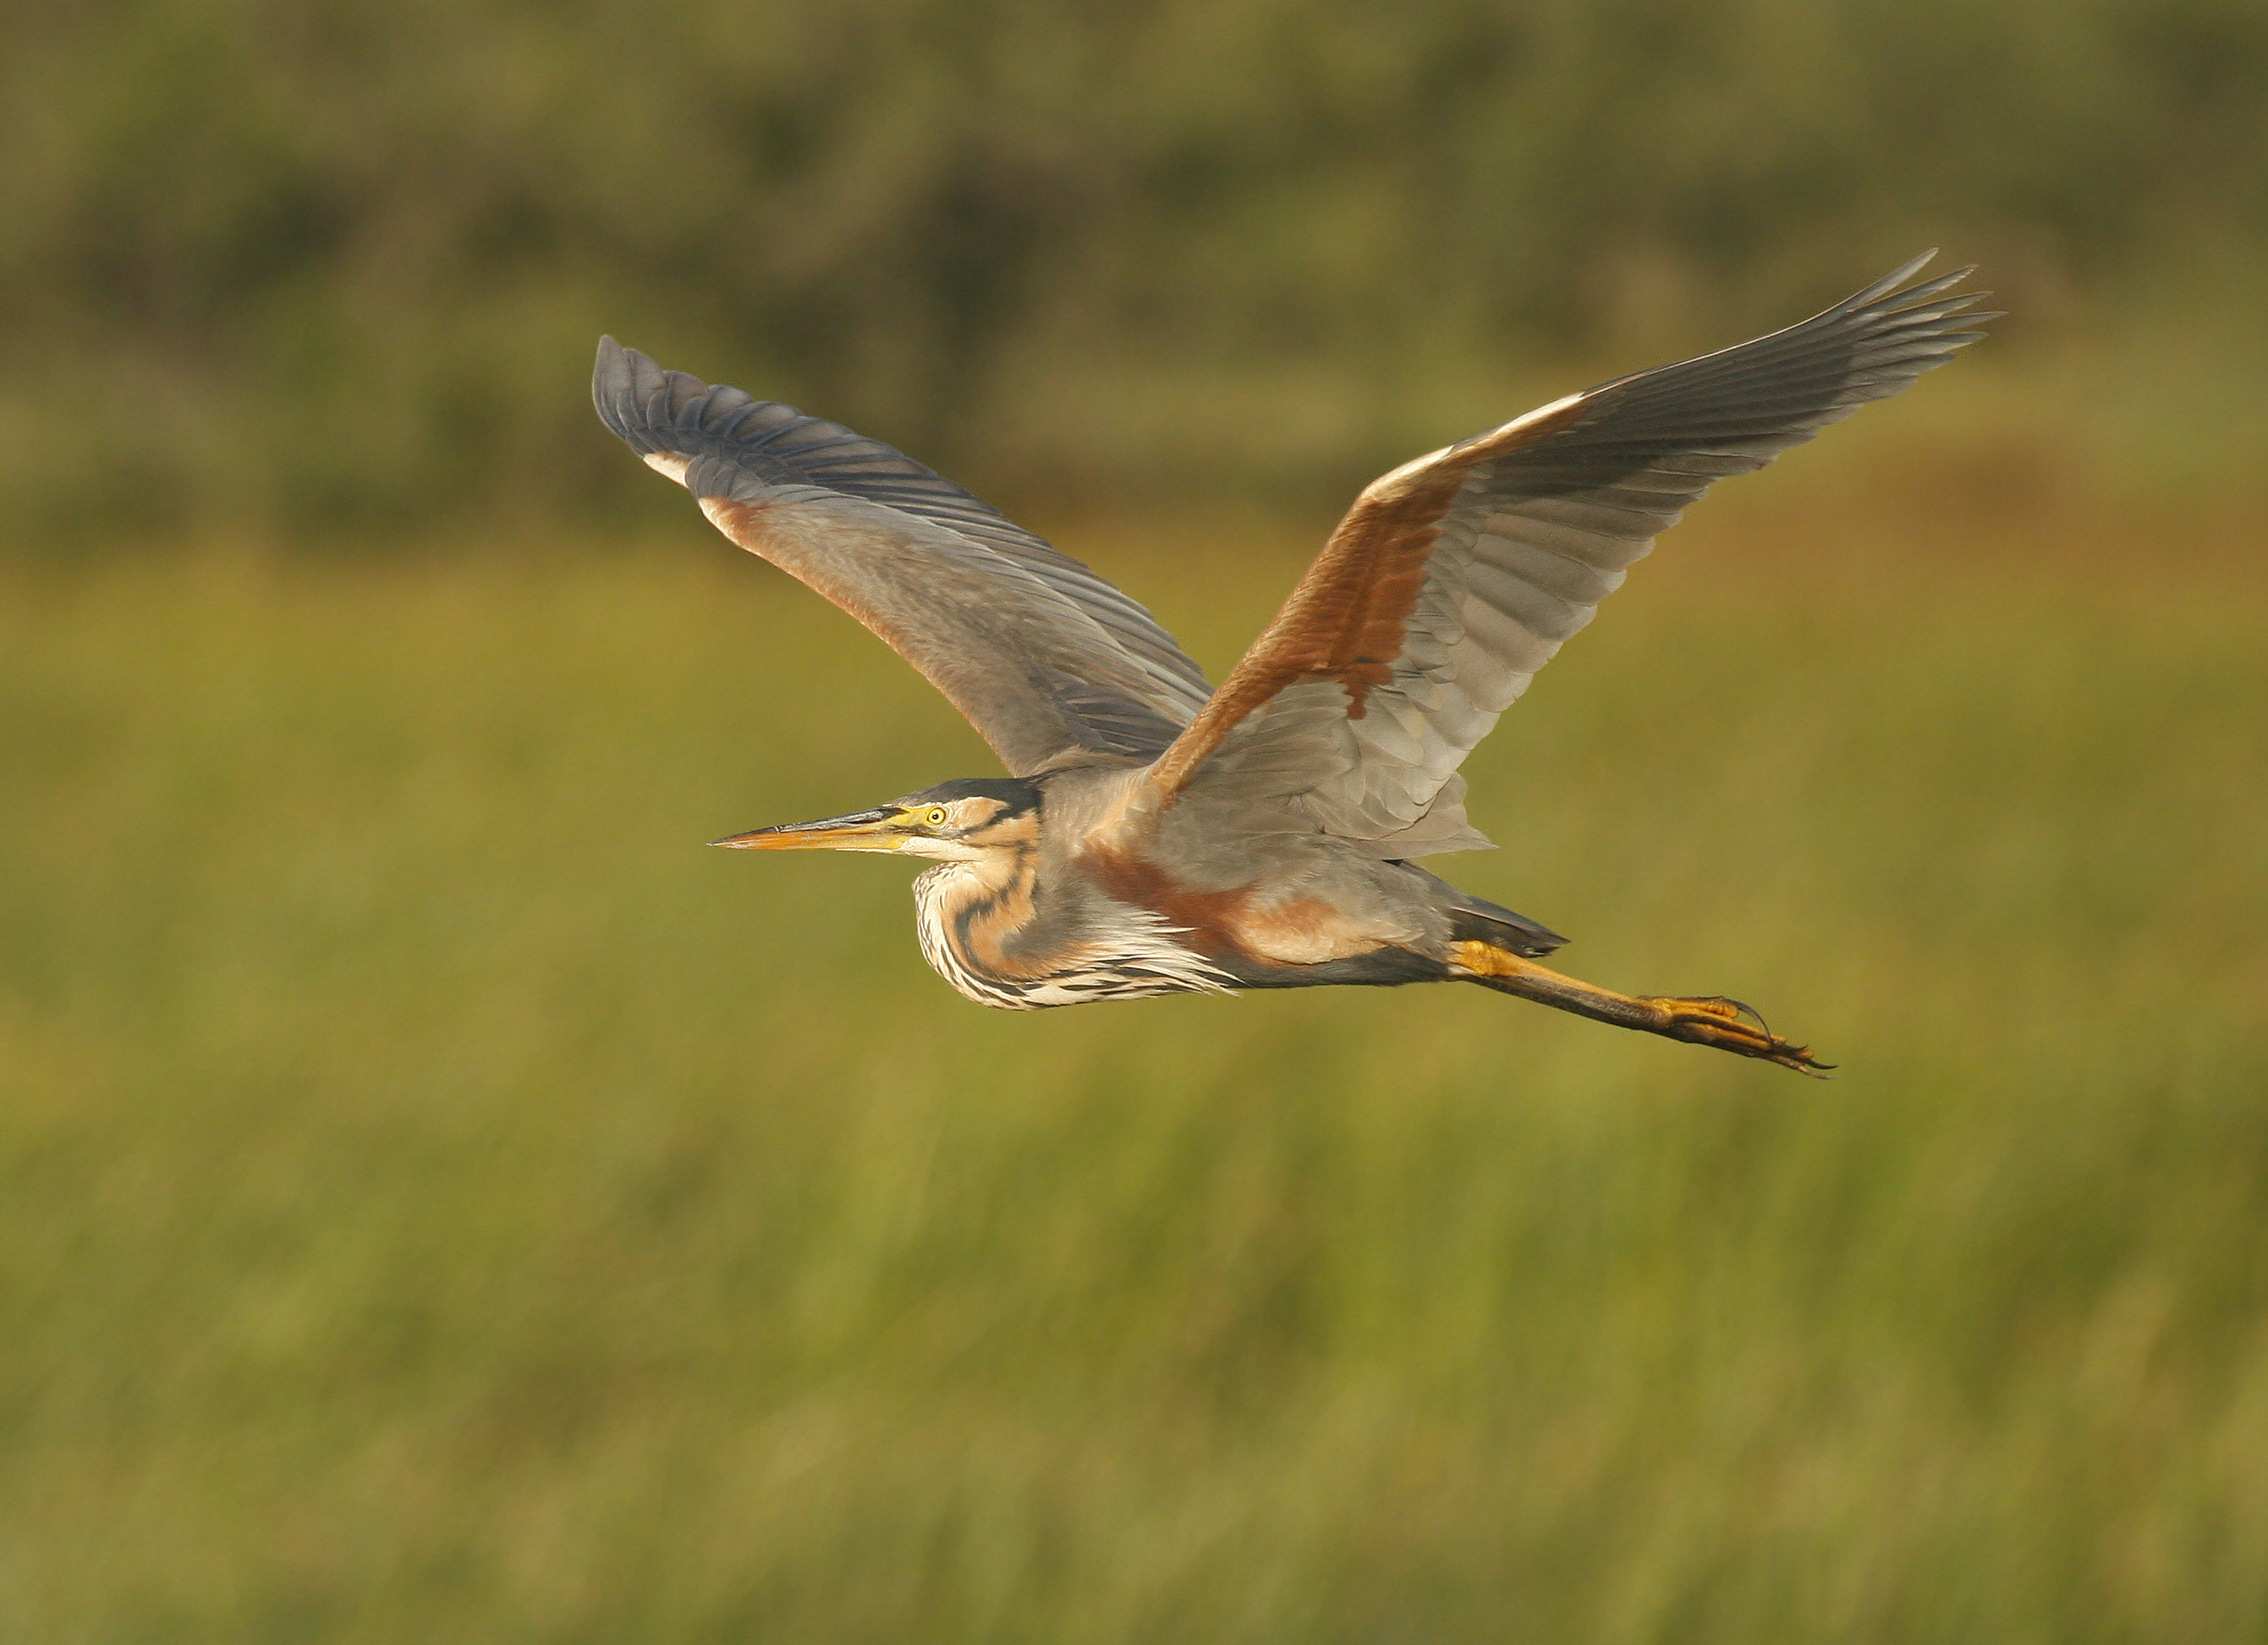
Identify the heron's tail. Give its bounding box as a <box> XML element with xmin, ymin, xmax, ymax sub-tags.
<box><xmin>1443</xmin><ymin>889</ymin><xmax>1568</xmax><ymax>959</ymax></box>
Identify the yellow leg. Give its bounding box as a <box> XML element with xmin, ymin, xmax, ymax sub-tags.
<box><xmin>1447</xmin><ymin>941</ymin><xmax>1831</xmax><ymax>1077</ymax></box>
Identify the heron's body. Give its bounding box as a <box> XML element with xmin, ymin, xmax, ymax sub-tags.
<box><xmin>889</xmin><ymin>768</ymin><xmax>1532</xmax><ymax>1010</ymax></box>
<box><xmin>595</xmin><ymin>256</ymin><xmax>1998</xmax><ymax>1073</ymax></box>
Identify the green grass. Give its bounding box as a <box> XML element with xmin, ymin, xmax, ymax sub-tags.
<box><xmin>3</xmin><ymin>503</ymin><xmax>2264</xmax><ymax>1642</ymax></box>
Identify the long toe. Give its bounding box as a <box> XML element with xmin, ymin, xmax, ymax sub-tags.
<box><xmin>1652</xmin><ymin>996</ymin><xmax>1833</xmax><ymax>1077</ymax></box>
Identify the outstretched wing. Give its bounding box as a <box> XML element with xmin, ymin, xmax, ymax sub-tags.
<box><xmin>1140</xmin><ymin>254</ymin><xmax>1998</xmax><ymax>856</ymax></box>
<box><xmin>594</xmin><ymin>339</ymin><xmax>1212</xmax><ymax>776</ymax></box>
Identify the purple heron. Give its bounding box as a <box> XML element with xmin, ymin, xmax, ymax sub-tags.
<box><xmin>594</xmin><ymin>254</ymin><xmax>1994</xmax><ymax>1075</ymax></box>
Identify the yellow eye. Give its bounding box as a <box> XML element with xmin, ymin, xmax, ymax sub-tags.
<box><xmin>921</xmin><ymin>806</ymin><xmax>950</xmax><ymax>828</ymax></box>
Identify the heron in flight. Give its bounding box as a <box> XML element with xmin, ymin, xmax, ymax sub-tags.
<box><xmin>594</xmin><ymin>254</ymin><xmax>1993</xmax><ymax>1075</ymax></box>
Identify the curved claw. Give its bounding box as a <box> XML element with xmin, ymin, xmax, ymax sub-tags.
<box><xmin>1652</xmin><ymin>995</ymin><xmax>1834</xmax><ymax>1077</ymax></box>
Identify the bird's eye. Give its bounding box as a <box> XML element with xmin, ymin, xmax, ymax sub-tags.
<box><xmin>921</xmin><ymin>806</ymin><xmax>950</xmax><ymax>828</ymax></box>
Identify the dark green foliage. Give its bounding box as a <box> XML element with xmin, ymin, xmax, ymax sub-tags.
<box><xmin>1</xmin><ymin>0</ymin><xmax>2263</xmax><ymax>541</ymax></box>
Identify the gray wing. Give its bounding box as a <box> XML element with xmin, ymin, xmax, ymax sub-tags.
<box><xmin>594</xmin><ymin>338</ymin><xmax>1212</xmax><ymax>776</ymax></box>
<box><xmin>1139</xmin><ymin>254</ymin><xmax>1998</xmax><ymax>856</ymax></box>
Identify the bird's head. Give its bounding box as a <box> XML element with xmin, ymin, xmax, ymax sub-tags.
<box><xmin>711</xmin><ymin>777</ymin><xmax>1041</xmax><ymax>862</ymax></box>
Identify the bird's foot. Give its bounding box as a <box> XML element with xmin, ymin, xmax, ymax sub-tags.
<box><xmin>1448</xmin><ymin>942</ymin><xmax>1832</xmax><ymax>1077</ymax></box>
<box><xmin>1644</xmin><ymin>994</ymin><xmax>1832</xmax><ymax>1077</ymax></box>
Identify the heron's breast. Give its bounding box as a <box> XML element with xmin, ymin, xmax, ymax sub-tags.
<box><xmin>911</xmin><ymin>858</ymin><xmax>1233</xmax><ymax>1009</ymax></box>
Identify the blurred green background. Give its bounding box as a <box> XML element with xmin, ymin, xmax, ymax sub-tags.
<box><xmin>4</xmin><ymin>2</ymin><xmax>2266</xmax><ymax>1640</ymax></box>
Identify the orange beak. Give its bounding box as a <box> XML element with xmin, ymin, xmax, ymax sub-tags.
<box><xmin>710</xmin><ymin>807</ymin><xmax>908</xmax><ymax>853</ymax></box>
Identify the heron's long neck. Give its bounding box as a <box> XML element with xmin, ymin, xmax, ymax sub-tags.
<box><xmin>909</xmin><ymin>834</ymin><xmax>1233</xmax><ymax>1010</ymax></box>
<box><xmin>909</xmin><ymin>840</ymin><xmax>1059</xmax><ymax>1009</ymax></box>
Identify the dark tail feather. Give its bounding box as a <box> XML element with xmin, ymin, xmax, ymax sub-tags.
<box><xmin>1446</xmin><ymin>889</ymin><xmax>1568</xmax><ymax>958</ymax></box>
<box><xmin>1394</xmin><ymin>864</ymin><xmax>1567</xmax><ymax>957</ymax></box>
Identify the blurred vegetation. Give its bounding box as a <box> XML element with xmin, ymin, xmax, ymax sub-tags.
<box><xmin>6</xmin><ymin>3</ymin><xmax>2267</xmax><ymax>1637</ymax></box>
<box><xmin>3</xmin><ymin>505</ymin><xmax>2264</xmax><ymax>1640</ymax></box>
<box><xmin>3</xmin><ymin>0</ymin><xmax>2267</xmax><ymax>543</ymax></box>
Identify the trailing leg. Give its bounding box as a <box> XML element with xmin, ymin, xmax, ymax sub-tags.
<box><xmin>1447</xmin><ymin>941</ymin><xmax>1831</xmax><ymax>1076</ymax></box>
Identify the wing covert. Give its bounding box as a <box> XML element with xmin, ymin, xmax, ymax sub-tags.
<box><xmin>594</xmin><ymin>339</ymin><xmax>1212</xmax><ymax>775</ymax></box>
<box><xmin>1141</xmin><ymin>254</ymin><xmax>1998</xmax><ymax>856</ymax></box>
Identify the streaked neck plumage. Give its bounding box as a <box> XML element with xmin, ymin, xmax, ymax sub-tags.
<box><xmin>908</xmin><ymin>790</ymin><xmax>1233</xmax><ymax>1010</ymax></box>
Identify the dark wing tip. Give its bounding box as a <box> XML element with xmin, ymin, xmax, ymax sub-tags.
<box><xmin>1854</xmin><ymin>249</ymin><xmax>1940</xmax><ymax>305</ymax></box>
<box><xmin>592</xmin><ymin>336</ymin><xmax>682</xmax><ymax>455</ymax></box>
<box><xmin>585</xmin><ymin>344</ymin><xmax>1002</xmax><ymax>523</ymax></box>
<box><xmin>591</xmin><ymin>341</ymin><xmax>778</xmax><ymax>495</ymax></box>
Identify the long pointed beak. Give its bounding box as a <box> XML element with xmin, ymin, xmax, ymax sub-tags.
<box><xmin>710</xmin><ymin>807</ymin><xmax>907</xmax><ymax>853</ymax></box>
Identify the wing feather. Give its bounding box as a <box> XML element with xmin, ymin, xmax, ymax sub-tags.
<box><xmin>594</xmin><ymin>340</ymin><xmax>1211</xmax><ymax>775</ymax></box>
<box><xmin>1137</xmin><ymin>254</ymin><xmax>1997</xmax><ymax>855</ymax></box>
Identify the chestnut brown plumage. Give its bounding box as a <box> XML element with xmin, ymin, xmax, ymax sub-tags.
<box><xmin>594</xmin><ymin>254</ymin><xmax>1998</xmax><ymax>1075</ymax></box>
